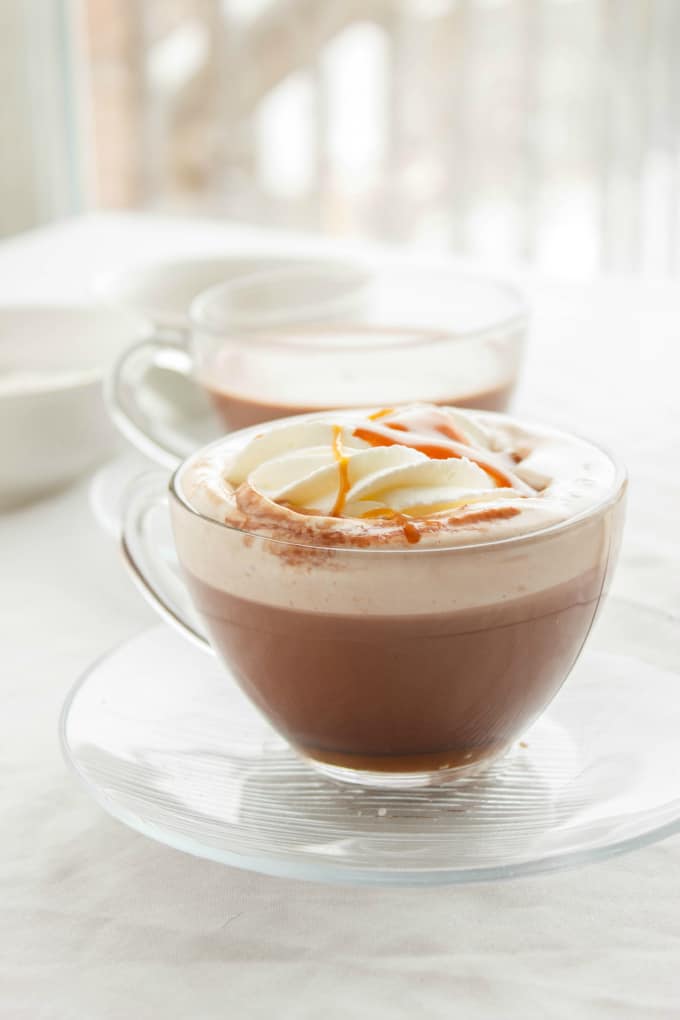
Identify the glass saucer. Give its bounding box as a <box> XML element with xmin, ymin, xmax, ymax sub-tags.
<box><xmin>61</xmin><ymin>597</ymin><xmax>680</xmax><ymax>885</ymax></box>
<box><xmin>89</xmin><ymin>453</ymin><xmax>157</xmax><ymax>538</ymax></box>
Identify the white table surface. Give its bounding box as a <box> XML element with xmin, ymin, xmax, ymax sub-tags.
<box><xmin>2</xmin><ymin>213</ymin><xmax>679</xmax><ymax>1019</ymax></box>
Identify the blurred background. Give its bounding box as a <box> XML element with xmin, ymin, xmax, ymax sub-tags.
<box><xmin>2</xmin><ymin>0</ymin><xmax>680</xmax><ymax>277</ymax></box>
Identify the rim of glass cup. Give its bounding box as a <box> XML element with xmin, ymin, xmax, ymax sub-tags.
<box><xmin>190</xmin><ymin>263</ymin><xmax>374</xmax><ymax>336</ymax></box>
<box><xmin>169</xmin><ymin>411</ymin><xmax>627</xmax><ymax>556</ymax></box>
<box><xmin>188</xmin><ymin>265</ymin><xmax>530</xmax><ymax>349</ymax></box>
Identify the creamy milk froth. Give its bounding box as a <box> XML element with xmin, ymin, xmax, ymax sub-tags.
<box><xmin>179</xmin><ymin>404</ymin><xmax>617</xmax><ymax>549</ymax></box>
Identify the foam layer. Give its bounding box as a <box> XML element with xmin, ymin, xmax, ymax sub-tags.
<box><xmin>172</xmin><ymin>405</ymin><xmax>625</xmax><ymax>615</ymax></box>
<box><xmin>179</xmin><ymin>405</ymin><xmax>617</xmax><ymax>547</ymax></box>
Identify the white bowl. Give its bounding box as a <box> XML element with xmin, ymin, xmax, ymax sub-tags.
<box><xmin>0</xmin><ymin>305</ymin><xmax>150</xmax><ymax>510</ymax></box>
<box><xmin>95</xmin><ymin>254</ymin><xmax>372</xmax><ymax>335</ymax></box>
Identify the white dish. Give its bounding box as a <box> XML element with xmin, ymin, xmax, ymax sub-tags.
<box><xmin>95</xmin><ymin>253</ymin><xmax>371</xmax><ymax>335</ymax></box>
<box><xmin>0</xmin><ymin>305</ymin><xmax>150</xmax><ymax>510</ymax></box>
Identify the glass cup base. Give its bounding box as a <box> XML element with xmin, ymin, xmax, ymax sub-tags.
<box><xmin>302</xmin><ymin>754</ymin><xmax>501</xmax><ymax>790</ymax></box>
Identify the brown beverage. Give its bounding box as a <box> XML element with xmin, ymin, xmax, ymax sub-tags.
<box><xmin>193</xmin><ymin>320</ymin><xmax>523</xmax><ymax>431</ymax></box>
<box><xmin>172</xmin><ymin>404</ymin><xmax>625</xmax><ymax>785</ymax></box>
<box><xmin>204</xmin><ymin>379</ymin><xmax>515</xmax><ymax>431</ymax></box>
<box><xmin>184</xmin><ymin>567</ymin><xmax>604</xmax><ymax>773</ymax></box>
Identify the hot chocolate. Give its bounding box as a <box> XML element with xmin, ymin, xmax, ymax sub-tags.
<box><xmin>203</xmin><ymin>381</ymin><xmax>516</xmax><ymax>430</ymax></box>
<box><xmin>195</xmin><ymin>324</ymin><xmax>520</xmax><ymax>430</ymax></box>
<box><xmin>186</xmin><ymin>568</ymin><xmax>604</xmax><ymax>774</ymax></box>
<box><xmin>172</xmin><ymin>404</ymin><xmax>625</xmax><ymax>784</ymax></box>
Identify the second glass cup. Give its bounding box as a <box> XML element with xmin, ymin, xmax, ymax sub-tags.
<box><xmin>108</xmin><ymin>261</ymin><xmax>528</xmax><ymax>466</ymax></box>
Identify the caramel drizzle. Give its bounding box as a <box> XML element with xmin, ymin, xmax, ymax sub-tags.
<box><xmin>361</xmin><ymin>495</ymin><xmax>481</xmax><ymax>520</ymax></box>
<box><xmin>353</xmin><ymin>423</ymin><xmax>532</xmax><ymax>493</ymax></box>
<box><xmin>359</xmin><ymin>503</ymin><xmax>521</xmax><ymax>543</ymax></box>
<box><xmin>322</xmin><ymin>410</ymin><xmax>529</xmax><ymax>542</ymax></box>
<box><xmin>391</xmin><ymin>515</ymin><xmax>421</xmax><ymax>544</ymax></box>
<box><xmin>360</xmin><ymin>507</ymin><xmax>422</xmax><ymax>544</ymax></box>
<box><xmin>330</xmin><ymin>425</ymin><xmax>351</xmax><ymax>517</ymax></box>
<box><xmin>434</xmin><ymin>421</ymin><xmax>467</xmax><ymax>444</ymax></box>
<box><xmin>448</xmin><ymin>505</ymin><xmax>521</xmax><ymax>526</ymax></box>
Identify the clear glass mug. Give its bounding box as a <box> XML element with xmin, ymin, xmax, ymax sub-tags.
<box><xmin>108</xmin><ymin>261</ymin><xmax>528</xmax><ymax>467</ymax></box>
<box><xmin>122</xmin><ymin>420</ymin><xmax>626</xmax><ymax>790</ymax></box>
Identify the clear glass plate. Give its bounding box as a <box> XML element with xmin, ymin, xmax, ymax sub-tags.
<box><xmin>89</xmin><ymin>453</ymin><xmax>157</xmax><ymax>538</ymax></box>
<box><xmin>61</xmin><ymin>597</ymin><xmax>680</xmax><ymax>885</ymax></box>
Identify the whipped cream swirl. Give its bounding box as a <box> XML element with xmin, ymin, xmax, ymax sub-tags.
<box><xmin>180</xmin><ymin>404</ymin><xmax>615</xmax><ymax>548</ymax></box>
<box><xmin>229</xmin><ymin>406</ymin><xmax>530</xmax><ymax>518</ymax></box>
<box><xmin>175</xmin><ymin>406</ymin><xmax>624</xmax><ymax>614</ymax></box>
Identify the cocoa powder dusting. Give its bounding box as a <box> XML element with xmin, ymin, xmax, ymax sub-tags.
<box><xmin>448</xmin><ymin>505</ymin><xmax>521</xmax><ymax>527</ymax></box>
<box><xmin>232</xmin><ymin>482</ymin><xmax>441</xmax><ymax>554</ymax></box>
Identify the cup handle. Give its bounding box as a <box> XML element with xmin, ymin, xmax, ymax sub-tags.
<box><xmin>106</xmin><ymin>334</ymin><xmax>200</xmax><ymax>468</ymax></box>
<box><xmin>121</xmin><ymin>471</ymin><xmax>212</xmax><ymax>652</ymax></box>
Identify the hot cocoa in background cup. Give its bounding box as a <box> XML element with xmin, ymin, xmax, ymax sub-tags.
<box><xmin>189</xmin><ymin>266</ymin><xmax>527</xmax><ymax>431</ymax></box>
<box><xmin>197</xmin><ymin>325</ymin><xmax>517</xmax><ymax>431</ymax></box>
<box><xmin>109</xmin><ymin>261</ymin><xmax>528</xmax><ymax>467</ymax></box>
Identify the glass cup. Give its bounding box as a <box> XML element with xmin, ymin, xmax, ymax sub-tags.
<box><xmin>108</xmin><ymin>260</ymin><xmax>528</xmax><ymax>467</ymax></box>
<box><xmin>122</xmin><ymin>413</ymin><xmax>626</xmax><ymax>790</ymax></box>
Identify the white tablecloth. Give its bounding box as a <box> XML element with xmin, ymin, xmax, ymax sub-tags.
<box><xmin>2</xmin><ymin>214</ymin><xmax>679</xmax><ymax>1019</ymax></box>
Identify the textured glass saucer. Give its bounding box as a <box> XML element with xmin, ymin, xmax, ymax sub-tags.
<box><xmin>61</xmin><ymin>598</ymin><xmax>680</xmax><ymax>885</ymax></box>
<box><xmin>89</xmin><ymin>453</ymin><xmax>156</xmax><ymax>538</ymax></box>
